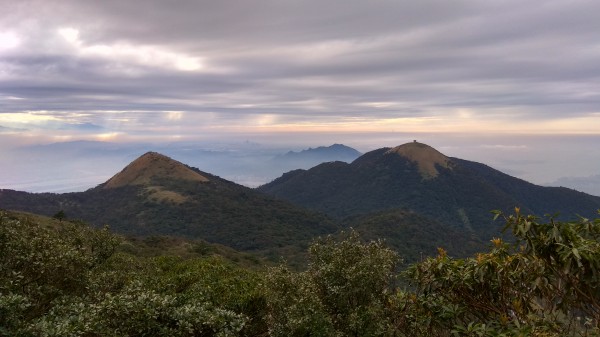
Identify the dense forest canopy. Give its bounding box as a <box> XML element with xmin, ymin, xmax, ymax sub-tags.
<box><xmin>2</xmin><ymin>209</ymin><xmax>600</xmax><ymax>336</ymax></box>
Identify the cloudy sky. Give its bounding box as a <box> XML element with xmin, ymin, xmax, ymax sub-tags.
<box><xmin>1</xmin><ymin>0</ymin><xmax>600</xmax><ymax>193</ymax></box>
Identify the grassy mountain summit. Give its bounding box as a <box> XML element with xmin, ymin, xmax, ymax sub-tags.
<box><xmin>100</xmin><ymin>151</ymin><xmax>211</xmax><ymax>204</ymax></box>
<box><xmin>386</xmin><ymin>141</ymin><xmax>451</xmax><ymax>179</ymax></box>
<box><xmin>103</xmin><ymin>151</ymin><xmax>209</xmax><ymax>189</ymax></box>
<box><xmin>259</xmin><ymin>142</ymin><xmax>600</xmax><ymax>240</ymax></box>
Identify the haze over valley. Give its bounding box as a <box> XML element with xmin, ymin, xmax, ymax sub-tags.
<box><xmin>2</xmin><ymin>134</ymin><xmax>600</xmax><ymax>197</ymax></box>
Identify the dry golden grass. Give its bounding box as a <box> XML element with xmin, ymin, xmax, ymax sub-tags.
<box><xmin>145</xmin><ymin>186</ymin><xmax>188</xmax><ymax>204</ymax></box>
<box><xmin>386</xmin><ymin>141</ymin><xmax>451</xmax><ymax>179</ymax></box>
<box><xmin>104</xmin><ymin>152</ymin><xmax>208</xmax><ymax>189</ymax></box>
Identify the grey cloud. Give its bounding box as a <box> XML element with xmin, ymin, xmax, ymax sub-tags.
<box><xmin>0</xmin><ymin>125</ymin><xmax>28</xmax><ymax>133</ymax></box>
<box><xmin>1</xmin><ymin>0</ymin><xmax>600</xmax><ymax>135</ymax></box>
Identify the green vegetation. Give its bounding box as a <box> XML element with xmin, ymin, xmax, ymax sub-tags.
<box><xmin>259</xmin><ymin>146</ymin><xmax>600</xmax><ymax>242</ymax></box>
<box><xmin>3</xmin><ymin>209</ymin><xmax>600</xmax><ymax>336</ymax></box>
<box><xmin>347</xmin><ymin>209</ymin><xmax>485</xmax><ymax>264</ymax></box>
<box><xmin>266</xmin><ymin>231</ymin><xmax>399</xmax><ymax>336</ymax></box>
<box><xmin>5</xmin><ymin>144</ymin><xmax>600</xmax><ymax>271</ymax></box>
<box><xmin>403</xmin><ymin>208</ymin><xmax>600</xmax><ymax>336</ymax></box>
<box><xmin>51</xmin><ymin>210</ymin><xmax>66</xmax><ymax>221</ymax></box>
<box><xmin>0</xmin><ymin>171</ymin><xmax>339</xmax><ymax>265</ymax></box>
<box><xmin>0</xmin><ymin>210</ymin><xmax>264</xmax><ymax>336</ymax></box>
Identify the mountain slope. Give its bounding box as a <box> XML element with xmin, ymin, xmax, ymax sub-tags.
<box><xmin>2</xmin><ymin>209</ymin><xmax>267</xmax><ymax>267</ymax></box>
<box><xmin>348</xmin><ymin>209</ymin><xmax>485</xmax><ymax>264</ymax></box>
<box><xmin>0</xmin><ymin>152</ymin><xmax>338</xmax><ymax>260</ymax></box>
<box><xmin>103</xmin><ymin>151</ymin><xmax>209</xmax><ymax>188</ymax></box>
<box><xmin>259</xmin><ymin>142</ymin><xmax>600</xmax><ymax>240</ymax></box>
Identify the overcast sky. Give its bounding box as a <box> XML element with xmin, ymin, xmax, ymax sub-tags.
<box><xmin>1</xmin><ymin>0</ymin><xmax>600</xmax><ymax>193</ymax></box>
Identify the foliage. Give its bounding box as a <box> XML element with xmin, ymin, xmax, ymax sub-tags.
<box><xmin>4</xmin><ymin>207</ymin><xmax>600</xmax><ymax>336</ymax></box>
<box><xmin>348</xmin><ymin>209</ymin><xmax>485</xmax><ymax>264</ymax></box>
<box><xmin>120</xmin><ymin>235</ymin><xmax>265</xmax><ymax>268</ymax></box>
<box><xmin>404</xmin><ymin>208</ymin><xmax>600</xmax><ymax>336</ymax></box>
<box><xmin>0</xmin><ymin>211</ymin><xmax>121</xmax><ymax>324</ymax></box>
<box><xmin>0</xmin><ymin>172</ymin><xmax>340</xmax><ymax>265</ymax></box>
<box><xmin>0</xmin><ymin>211</ymin><xmax>263</xmax><ymax>336</ymax></box>
<box><xmin>52</xmin><ymin>210</ymin><xmax>66</xmax><ymax>221</ymax></box>
<box><xmin>265</xmin><ymin>230</ymin><xmax>400</xmax><ymax>336</ymax></box>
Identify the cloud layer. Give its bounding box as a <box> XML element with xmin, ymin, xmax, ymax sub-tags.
<box><xmin>2</xmin><ymin>0</ymin><xmax>600</xmax><ymax>141</ymax></box>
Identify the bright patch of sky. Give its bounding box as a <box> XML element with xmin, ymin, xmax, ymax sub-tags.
<box><xmin>0</xmin><ymin>31</ymin><xmax>20</xmax><ymax>51</ymax></box>
<box><xmin>57</xmin><ymin>27</ymin><xmax>203</xmax><ymax>72</ymax></box>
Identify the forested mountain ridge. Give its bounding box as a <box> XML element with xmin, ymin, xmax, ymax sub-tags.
<box><xmin>3</xmin><ymin>143</ymin><xmax>600</xmax><ymax>265</ymax></box>
<box><xmin>0</xmin><ymin>152</ymin><xmax>339</xmax><ymax>262</ymax></box>
<box><xmin>348</xmin><ymin>208</ymin><xmax>485</xmax><ymax>264</ymax></box>
<box><xmin>259</xmin><ymin>142</ymin><xmax>600</xmax><ymax>240</ymax></box>
<box><xmin>4</xmin><ymin>207</ymin><xmax>600</xmax><ymax>336</ymax></box>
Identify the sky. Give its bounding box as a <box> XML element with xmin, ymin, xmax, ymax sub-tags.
<box><xmin>1</xmin><ymin>0</ymin><xmax>600</xmax><ymax>195</ymax></box>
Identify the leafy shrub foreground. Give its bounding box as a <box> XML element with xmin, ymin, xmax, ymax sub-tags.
<box><xmin>0</xmin><ymin>212</ymin><xmax>255</xmax><ymax>336</ymax></box>
<box><xmin>2</xmin><ymin>209</ymin><xmax>600</xmax><ymax>336</ymax></box>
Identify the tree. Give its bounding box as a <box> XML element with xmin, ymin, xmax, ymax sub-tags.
<box><xmin>52</xmin><ymin>210</ymin><xmax>66</xmax><ymax>221</ymax></box>
<box><xmin>266</xmin><ymin>230</ymin><xmax>400</xmax><ymax>336</ymax></box>
<box><xmin>0</xmin><ymin>211</ymin><xmax>254</xmax><ymax>336</ymax></box>
<box><xmin>405</xmin><ymin>209</ymin><xmax>600</xmax><ymax>336</ymax></box>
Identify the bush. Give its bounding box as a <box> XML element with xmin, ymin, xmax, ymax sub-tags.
<box><xmin>404</xmin><ymin>209</ymin><xmax>600</xmax><ymax>336</ymax></box>
<box><xmin>266</xmin><ymin>230</ymin><xmax>400</xmax><ymax>336</ymax></box>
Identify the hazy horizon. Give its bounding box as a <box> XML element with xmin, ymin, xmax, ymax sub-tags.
<box><xmin>2</xmin><ymin>133</ymin><xmax>600</xmax><ymax>197</ymax></box>
<box><xmin>1</xmin><ymin>1</ymin><xmax>599</xmax><ymax>196</ymax></box>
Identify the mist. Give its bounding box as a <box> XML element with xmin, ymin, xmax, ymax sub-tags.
<box><xmin>1</xmin><ymin>133</ymin><xmax>599</xmax><ymax>197</ymax></box>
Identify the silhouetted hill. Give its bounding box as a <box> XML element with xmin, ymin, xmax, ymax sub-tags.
<box><xmin>259</xmin><ymin>142</ymin><xmax>600</xmax><ymax>240</ymax></box>
<box><xmin>0</xmin><ymin>152</ymin><xmax>338</xmax><ymax>262</ymax></box>
<box><xmin>270</xmin><ymin>144</ymin><xmax>361</xmax><ymax>173</ymax></box>
<box><xmin>278</xmin><ymin>144</ymin><xmax>361</xmax><ymax>161</ymax></box>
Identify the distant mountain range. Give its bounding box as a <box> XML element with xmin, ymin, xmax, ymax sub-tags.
<box><xmin>272</xmin><ymin>144</ymin><xmax>361</xmax><ymax>170</ymax></box>
<box><xmin>2</xmin><ymin>142</ymin><xmax>600</xmax><ymax>264</ymax></box>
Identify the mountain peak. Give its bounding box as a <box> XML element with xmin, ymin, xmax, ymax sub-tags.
<box><xmin>103</xmin><ymin>151</ymin><xmax>209</xmax><ymax>189</ymax></box>
<box><xmin>386</xmin><ymin>141</ymin><xmax>450</xmax><ymax>178</ymax></box>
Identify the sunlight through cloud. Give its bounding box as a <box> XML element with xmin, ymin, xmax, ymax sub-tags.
<box><xmin>0</xmin><ymin>31</ymin><xmax>20</xmax><ymax>51</ymax></box>
<box><xmin>166</xmin><ymin>111</ymin><xmax>184</xmax><ymax>121</ymax></box>
<box><xmin>57</xmin><ymin>27</ymin><xmax>203</xmax><ymax>72</ymax></box>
